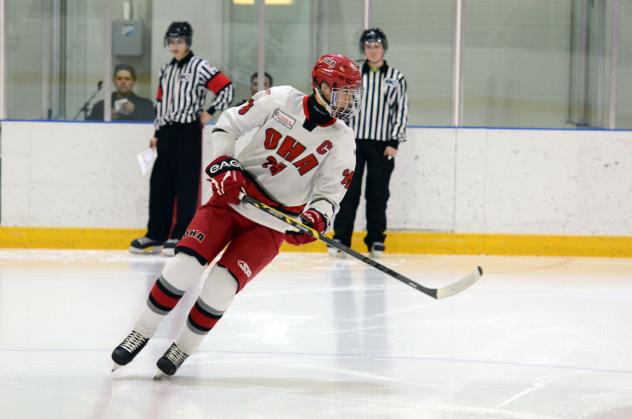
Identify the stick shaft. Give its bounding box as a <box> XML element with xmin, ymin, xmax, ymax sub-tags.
<box><xmin>241</xmin><ymin>195</ymin><xmax>438</xmax><ymax>298</ymax></box>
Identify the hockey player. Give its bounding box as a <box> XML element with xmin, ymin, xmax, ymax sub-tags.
<box><xmin>111</xmin><ymin>54</ymin><xmax>363</xmax><ymax>378</ymax></box>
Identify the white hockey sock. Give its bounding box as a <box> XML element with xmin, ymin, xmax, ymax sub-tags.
<box><xmin>133</xmin><ymin>252</ymin><xmax>207</xmax><ymax>338</ymax></box>
<box><xmin>175</xmin><ymin>265</ymin><xmax>238</xmax><ymax>354</ymax></box>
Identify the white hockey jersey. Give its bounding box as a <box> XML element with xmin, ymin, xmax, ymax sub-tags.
<box><xmin>211</xmin><ymin>85</ymin><xmax>356</xmax><ymax>233</ymax></box>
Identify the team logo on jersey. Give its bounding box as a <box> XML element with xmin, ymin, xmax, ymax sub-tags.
<box><xmin>237</xmin><ymin>260</ymin><xmax>252</xmax><ymax>278</ymax></box>
<box><xmin>179</xmin><ymin>73</ymin><xmax>193</xmax><ymax>82</ymax></box>
<box><xmin>384</xmin><ymin>78</ymin><xmax>398</xmax><ymax>88</ymax></box>
<box><xmin>272</xmin><ymin>109</ymin><xmax>295</xmax><ymax>129</ymax></box>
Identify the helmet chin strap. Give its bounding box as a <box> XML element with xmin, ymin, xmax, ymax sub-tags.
<box><xmin>314</xmin><ymin>86</ymin><xmax>335</xmax><ymax>117</ymax></box>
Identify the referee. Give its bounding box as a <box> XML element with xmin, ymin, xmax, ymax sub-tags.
<box><xmin>331</xmin><ymin>28</ymin><xmax>408</xmax><ymax>258</ymax></box>
<box><xmin>130</xmin><ymin>21</ymin><xmax>234</xmax><ymax>256</ymax></box>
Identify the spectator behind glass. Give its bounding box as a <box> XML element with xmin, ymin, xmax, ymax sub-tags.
<box><xmin>237</xmin><ymin>71</ymin><xmax>273</xmax><ymax>106</ymax></box>
<box><xmin>87</xmin><ymin>64</ymin><xmax>155</xmax><ymax>121</ymax></box>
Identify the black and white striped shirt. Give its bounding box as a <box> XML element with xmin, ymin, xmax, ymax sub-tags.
<box><xmin>154</xmin><ymin>51</ymin><xmax>234</xmax><ymax>130</ymax></box>
<box><xmin>350</xmin><ymin>61</ymin><xmax>408</xmax><ymax>146</ymax></box>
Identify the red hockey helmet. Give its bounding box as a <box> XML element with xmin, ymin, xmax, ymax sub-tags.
<box><xmin>312</xmin><ymin>54</ymin><xmax>363</xmax><ymax>120</ymax></box>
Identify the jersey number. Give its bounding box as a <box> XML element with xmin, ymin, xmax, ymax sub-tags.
<box><xmin>341</xmin><ymin>169</ymin><xmax>354</xmax><ymax>189</ymax></box>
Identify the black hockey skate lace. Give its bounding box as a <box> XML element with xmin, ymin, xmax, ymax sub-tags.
<box><xmin>120</xmin><ymin>331</ymin><xmax>147</xmax><ymax>353</ymax></box>
<box><xmin>165</xmin><ymin>344</ymin><xmax>188</xmax><ymax>367</ymax></box>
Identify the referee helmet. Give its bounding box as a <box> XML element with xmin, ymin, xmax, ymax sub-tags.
<box><xmin>359</xmin><ymin>28</ymin><xmax>388</xmax><ymax>53</ymax></box>
<box><xmin>164</xmin><ymin>22</ymin><xmax>193</xmax><ymax>47</ymax></box>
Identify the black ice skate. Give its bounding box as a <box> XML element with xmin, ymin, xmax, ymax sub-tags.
<box><xmin>369</xmin><ymin>242</ymin><xmax>385</xmax><ymax>259</ymax></box>
<box><xmin>154</xmin><ymin>343</ymin><xmax>189</xmax><ymax>379</ymax></box>
<box><xmin>162</xmin><ymin>238</ymin><xmax>179</xmax><ymax>257</ymax></box>
<box><xmin>326</xmin><ymin>238</ymin><xmax>347</xmax><ymax>258</ymax></box>
<box><xmin>129</xmin><ymin>236</ymin><xmax>164</xmax><ymax>255</ymax></box>
<box><xmin>111</xmin><ymin>330</ymin><xmax>150</xmax><ymax>371</ymax></box>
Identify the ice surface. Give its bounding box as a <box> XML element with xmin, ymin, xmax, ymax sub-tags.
<box><xmin>1</xmin><ymin>250</ymin><xmax>631</xmax><ymax>418</ymax></box>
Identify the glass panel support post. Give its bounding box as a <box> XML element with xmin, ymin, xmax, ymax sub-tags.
<box><xmin>608</xmin><ymin>0</ymin><xmax>620</xmax><ymax>129</ymax></box>
<box><xmin>0</xmin><ymin>0</ymin><xmax>6</xmax><ymax>120</ymax></box>
<box><xmin>363</xmin><ymin>0</ymin><xmax>371</xmax><ymax>29</ymax></box>
<box><xmin>257</xmin><ymin>0</ymin><xmax>265</xmax><ymax>92</ymax></box>
<box><xmin>451</xmin><ymin>0</ymin><xmax>463</xmax><ymax>127</ymax></box>
<box><xmin>103</xmin><ymin>0</ymin><xmax>113</xmax><ymax>121</ymax></box>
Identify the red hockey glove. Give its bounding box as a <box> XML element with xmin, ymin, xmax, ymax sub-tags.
<box><xmin>205</xmin><ymin>156</ymin><xmax>246</xmax><ymax>206</ymax></box>
<box><xmin>285</xmin><ymin>209</ymin><xmax>327</xmax><ymax>246</ymax></box>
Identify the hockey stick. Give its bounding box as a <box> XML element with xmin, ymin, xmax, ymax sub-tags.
<box><xmin>241</xmin><ymin>194</ymin><xmax>483</xmax><ymax>300</ymax></box>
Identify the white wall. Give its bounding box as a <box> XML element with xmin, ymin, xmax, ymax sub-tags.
<box><xmin>2</xmin><ymin>122</ymin><xmax>632</xmax><ymax>237</ymax></box>
<box><xmin>451</xmin><ymin>129</ymin><xmax>632</xmax><ymax>235</ymax></box>
<box><xmin>2</xmin><ymin>122</ymin><xmax>153</xmax><ymax>228</ymax></box>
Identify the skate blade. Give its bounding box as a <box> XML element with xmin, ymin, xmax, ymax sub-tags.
<box><xmin>129</xmin><ymin>246</ymin><xmax>162</xmax><ymax>255</ymax></box>
<box><xmin>153</xmin><ymin>370</ymin><xmax>168</xmax><ymax>380</ymax></box>
<box><xmin>327</xmin><ymin>248</ymin><xmax>346</xmax><ymax>258</ymax></box>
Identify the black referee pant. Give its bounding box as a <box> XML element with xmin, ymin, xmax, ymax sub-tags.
<box><xmin>147</xmin><ymin>121</ymin><xmax>201</xmax><ymax>242</ymax></box>
<box><xmin>333</xmin><ymin>140</ymin><xmax>395</xmax><ymax>250</ymax></box>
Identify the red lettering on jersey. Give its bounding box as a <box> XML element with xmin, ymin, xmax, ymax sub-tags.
<box><xmin>264</xmin><ymin>128</ymin><xmax>283</xmax><ymax>150</ymax></box>
<box><xmin>277</xmin><ymin>136</ymin><xmax>306</xmax><ymax>162</ymax></box>
<box><xmin>293</xmin><ymin>154</ymin><xmax>319</xmax><ymax>176</ymax></box>
<box><xmin>263</xmin><ymin>155</ymin><xmax>287</xmax><ymax>176</ymax></box>
<box><xmin>316</xmin><ymin>140</ymin><xmax>333</xmax><ymax>155</ymax></box>
<box><xmin>341</xmin><ymin>169</ymin><xmax>354</xmax><ymax>190</ymax></box>
<box><xmin>238</xmin><ymin>98</ymin><xmax>254</xmax><ymax>115</ymax></box>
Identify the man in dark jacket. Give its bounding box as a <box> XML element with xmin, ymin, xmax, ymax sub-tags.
<box><xmin>87</xmin><ymin>64</ymin><xmax>154</xmax><ymax>121</ymax></box>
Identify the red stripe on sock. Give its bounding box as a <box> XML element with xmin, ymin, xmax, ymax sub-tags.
<box><xmin>149</xmin><ymin>283</ymin><xmax>179</xmax><ymax>309</ymax></box>
<box><xmin>189</xmin><ymin>306</ymin><xmax>220</xmax><ymax>330</ymax></box>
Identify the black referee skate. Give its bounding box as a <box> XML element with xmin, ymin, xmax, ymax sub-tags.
<box><xmin>129</xmin><ymin>236</ymin><xmax>164</xmax><ymax>255</ymax></box>
<box><xmin>369</xmin><ymin>242</ymin><xmax>385</xmax><ymax>259</ymax></box>
<box><xmin>111</xmin><ymin>330</ymin><xmax>150</xmax><ymax>371</ymax></box>
<box><xmin>326</xmin><ymin>238</ymin><xmax>347</xmax><ymax>258</ymax></box>
<box><xmin>154</xmin><ymin>343</ymin><xmax>189</xmax><ymax>379</ymax></box>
